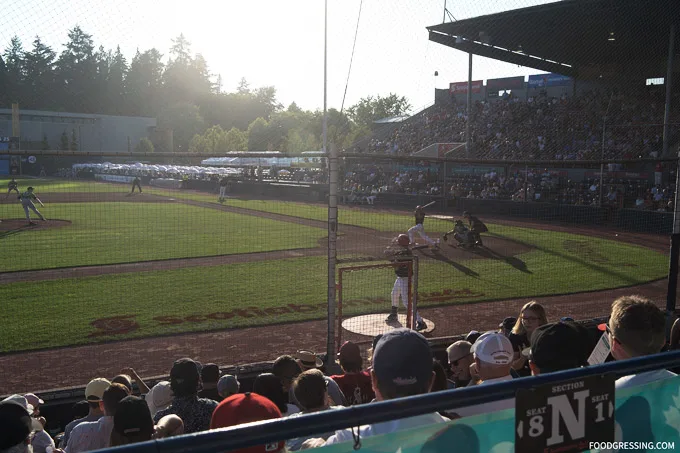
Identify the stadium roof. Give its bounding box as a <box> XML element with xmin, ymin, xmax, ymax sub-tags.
<box><xmin>427</xmin><ymin>0</ymin><xmax>680</xmax><ymax>81</ymax></box>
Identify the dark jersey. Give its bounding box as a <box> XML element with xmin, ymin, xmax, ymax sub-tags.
<box><xmin>468</xmin><ymin>216</ymin><xmax>488</xmax><ymax>232</ymax></box>
<box><xmin>391</xmin><ymin>247</ymin><xmax>413</xmax><ymax>277</ymax></box>
<box><xmin>8</xmin><ymin>181</ymin><xmax>17</xmax><ymax>189</ymax></box>
<box><xmin>415</xmin><ymin>209</ymin><xmax>425</xmax><ymax>225</ymax></box>
<box><xmin>219</xmin><ymin>178</ymin><xmax>228</xmax><ymax>187</ymax></box>
<box><xmin>133</xmin><ymin>177</ymin><xmax>141</xmax><ymax>185</ymax></box>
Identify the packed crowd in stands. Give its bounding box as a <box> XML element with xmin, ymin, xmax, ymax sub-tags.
<box><xmin>3</xmin><ymin>296</ymin><xmax>680</xmax><ymax>453</ymax></box>
<box><xmin>339</xmin><ymin>164</ymin><xmax>676</xmax><ymax>210</ymax></box>
<box><xmin>363</xmin><ymin>86</ymin><xmax>677</xmax><ymax>160</ymax></box>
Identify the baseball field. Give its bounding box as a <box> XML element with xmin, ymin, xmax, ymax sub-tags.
<box><xmin>0</xmin><ymin>177</ymin><xmax>669</xmax><ymax>361</ymax></box>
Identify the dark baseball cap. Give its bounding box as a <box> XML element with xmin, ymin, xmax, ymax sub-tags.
<box><xmin>170</xmin><ymin>358</ymin><xmax>200</xmax><ymax>385</ymax></box>
<box><xmin>201</xmin><ymin>363</ymin><xmax>220</xmax><ymax>383</ymax></box>
<box><xmin>525</xmin><ymin>321</ymin><xmax>591</xmax><ymax>372</ymax></box>
<box><xmin>113</xmin><ymin>396</ymin><xmax>154</xmax><ymax>439</ymax></box>
<box><xmin>373</xmin><ymin>328</ymin><xmax>432</xmax><ymax>389</ymax></box>
<box><xmin>499</xmin><ymin>317</ymin><xmax>517</xmax><ymax>330</ymax></box>
<box><xmin>0</xmin><ymin>400</ymin><xmax>32</xmax><ymax>450</ymax></box>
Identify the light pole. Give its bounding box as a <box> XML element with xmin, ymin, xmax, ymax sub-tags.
<box><xmin>599</xmin><ymin>93</ymin><xmax>613</xmax><ymax>207</ymax></box>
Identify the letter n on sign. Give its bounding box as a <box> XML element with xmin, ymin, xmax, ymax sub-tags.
<box><xmin>515</xmin><ymin>374</ymin><xmax>615</xmax><ymax>452</ymax></box>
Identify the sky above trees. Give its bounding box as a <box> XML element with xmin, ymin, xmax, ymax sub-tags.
<box><xmin>2</xmin><ymin>0</ymin><xmax>555</xmax><ymax>112</ymax></box>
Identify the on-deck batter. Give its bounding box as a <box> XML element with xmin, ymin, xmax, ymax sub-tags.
<box><xmin>384</xmin><ymin>234</ymin><xmax>427</xmax><ymax>331</ymax></box>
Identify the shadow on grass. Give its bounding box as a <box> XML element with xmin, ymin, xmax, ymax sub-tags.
<box><xmin>425</xmin><ymin>248</ymin><xmax>481</xmax><ymax>278</ymax></box>
<box><xmin>473</xmin><ymin>246</ymin><xmax>533</xmax><ymax>274</ymax></box>
<box><xmin>487</xmin><ymin>232</ymin><xmax>643</xmax><ymax>285</ymax></box>
<box><xmin>0</xmin><ymin>224</ymin><xmax>37</xmax><ymax>239</ymax></box>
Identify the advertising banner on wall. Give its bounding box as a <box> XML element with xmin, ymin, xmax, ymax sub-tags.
<box><xmin>449</xmin><ymin>81</ymin><xmax>483</xmax><ymax>94</ymax></box>
<box><xmin>317</xmin><ymin>376</ymin><xmax>680</xmax><ymax>453</ymax></box>
<box><xmin>528</xmin><ymin>73</ymin><xmax>573</xmax><ymax>88</ymax></box>
<box><xmin>486</xmin><ymin>76</ymin><xmax>524</xmax><ymax>91</ymax></box>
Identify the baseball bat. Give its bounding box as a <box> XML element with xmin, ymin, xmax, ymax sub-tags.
<box><xmin>422</xmin><ymin>201</ymin><xmax>436</xmax><ymax>209</ymax></box>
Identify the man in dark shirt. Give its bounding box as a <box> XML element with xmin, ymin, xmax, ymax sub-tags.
<box><xmin>197</xmin><ymin>363</ymin><xmax>222</xmax><ymax>402</ymax></box>
<box><xmin>153</xmin><ymin>358</ymin><xmax>217</xmax><ymax>433</ymax></box>
<box><xmin>463</xmin><ymin>211</ymin><xmax>488</xmax><ymax>246</ymax></box>
<box><xmin>385</xmin><ymin>234</ymin><xmax>427</xmax><ymax>331</ymax></box>
<box><xmin>218</xmin><ymin>177</ymin><xmax>228</xmax><ymax>203</ymax></box>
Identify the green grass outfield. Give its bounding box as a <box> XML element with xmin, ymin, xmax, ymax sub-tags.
<box><xmin>0</xmin><ymin>202</ymin><xmax>327</xmax><ymax>272</ymax></box>
<box><xmin>0</xmin><ymin>178</ymin><xmax>669</xmax><ymax>352</ymax></box>
<box><xmin>0</xmin><ymin>223</ymin><xmax>667</xmax><ymax>352</ymax></box>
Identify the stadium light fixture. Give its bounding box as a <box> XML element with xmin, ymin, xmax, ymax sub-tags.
<box><xmin>455</xmin><ymin>36</ymin><xmax>464</xmax><ymax>44</ymax></box>
<box><xmin>608</xmin><ymin>31</ymin><xmax>615</xmax><ymax>41</ymax></box>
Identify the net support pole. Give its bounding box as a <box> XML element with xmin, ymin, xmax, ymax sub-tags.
<box><xmin>666</xmin><ymin>149</ymin><xmax>680</xmax><ymax>318</ymax></box>
<box><xmin>326</xmin><ymin>141</ymin><xmax>338</xmax><ymax>362</ymax></box>
<box><xmin>465</xmin><ymin>53</ymin><xmax>472</xmax><ymax>158</ymax></box>
<box><xmin>662</xmin><ymin>23</ymin><xmax>675</xmax><ymax>157</ymax></box>
<box><xmin>411</xmin><ymin>256</ymin><xmax>419</xmax><ymax>330</ymax></box>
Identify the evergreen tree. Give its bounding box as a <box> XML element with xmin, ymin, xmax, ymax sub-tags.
<box><xmin>70</xmin><ymin>129</ymin><xmax>79</xmax><ymax>151</ymax></box>
<box><xmin>3</xmin><ymin>36</ymin><xmax>26</xmax><ymax>105</ymax></box>
<box><xmin>59</xmin><ymin>131</ymin><xmax>69</xmax><ymax>151</ymax></box>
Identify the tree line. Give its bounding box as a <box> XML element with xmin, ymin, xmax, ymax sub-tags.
<box><xmin>0</xmin><ymin>26</ymin><xmax>411</xmax><ymax>153</ymax></box>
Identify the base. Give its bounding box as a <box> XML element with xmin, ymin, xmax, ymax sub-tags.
<box><xmin>341</xmin><ymin>313</ymin><xmax>435</xmax><ymax>337</ymax></box>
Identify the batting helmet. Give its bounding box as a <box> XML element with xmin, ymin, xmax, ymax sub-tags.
<box><xmin>397</xmin><ymin>234</ymin><xmax>410</xmax><ymax>246</ymax></box>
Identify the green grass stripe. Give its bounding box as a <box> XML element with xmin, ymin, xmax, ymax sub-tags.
<box><xmin>0</xmin><ymin>202</ymin><xmax>326</xmax><ymax>271</ymax></box>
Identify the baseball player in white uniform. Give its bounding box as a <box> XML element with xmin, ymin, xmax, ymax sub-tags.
<box><xmin>408</xmin><ymin>205</ymin><xmax>439</xmax><ymax>248</ymax></box>
<box><xmin>19</xmin><ymin>187</ymin><xmax>46</xmax><ymax>225</ymax></box>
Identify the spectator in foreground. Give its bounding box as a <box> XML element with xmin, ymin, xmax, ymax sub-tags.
<box><xmin>23</xmin><ymin>394</ymin><xmax>54</xmax><ymax>453</ymax></box>
<box><xmin>323</xmin><ymin>328</ymin><xmax>447</xmax><ymax>445</ymax></box>
<box><xmin>119</xmin><ymin>368</ymin><xmax>150</xmax><ymax>395</ymax></box>
<box><xmin>210</xmin><ymin>393</ymin><xmax>285</xmax><ymax>453</ymax></box>
<box><xmin>0</xmin><ymin>399</ymin><xmax>33</xmax><ymax>453</ymax></box>
<box><xmin>525</xmin><ymin>321</ymin><xmax>591</xmax><ymax>375</ymax></box>
<box><xmin>198</xmin><ymin>363</ymin><xmax>222</xmax><ymax>402</ymax></box>
<box><xmin>601</xmin><ymin>295</ymin><xmax>677</xmax><ymax>389</ymax></box>
<box><xmin>145</xmin><ymin>381</ymin><xmax>173</xmax><ymax>418</ymax></box>
<box><xmin>286</xmin><ymin>369</ymin><xmax>344</xmax><ymax>451</ymax></box>
<box><xmin>329</xmin><ymin>341</ymin><xmax>374</xmax><ymax>405</ymax></box>
<box><xmin>59</xmin><ymin>378</ymin><xmax>111</xmax><ymax>448</ymax></box>
<box><xmin>153</xmin><ymin>358</ymin><xmax>218</xmax><ymax>433</ymax></box>
<box><xmin>253</xmin><ymin>373</ymin><xmax>300</xmax><ymax>416</ymax></box>
<box><xmin>295</xmin><ymin>351</ymin><xmax>347</xmax><ymax>406</ymax></box>
<box><xmin>498</xmin><ymin>317</ymin><xmax>517</xmax><ymax>337</ymax></box>
<box><xmin>67</xmin><ymin>383</ymin><xmax>130</xmax><ymax>453</ymax></box>
<box><xmin>446</xmin><ymin>340</ymin><xmax>474</xmax><ymax>388</ymax></box>
<box><xmin>217</xmin><ymin>375</ymin><xmax>240</xmax><ymax>400</ymax></box>
<box><xmin>431</xmin><ymin>360</ymin><xmax>453</xmax><ymax>392</ymax></box>
<box><xmin>110</xmin><ymin>396</ymin><xmax>184</xmax><ymax>447</ymax></box>
<box><xmin>509</xmin><ymin>301</ymin><xmax>548</xmax><ymax>377</ymax></box>
<box><xmin>447</xmin><ymin>332</ymin><xmax>514</xmax><ymax>419</ymax></box>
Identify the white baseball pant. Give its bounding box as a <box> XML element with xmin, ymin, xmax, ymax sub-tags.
<box><xmin>408</xmin><ymin>223</ymin><xmax>436</xmax><ymax>246</ymax></box>
<box><xmin>391</xmin><ymin>276</ymin><xmax>423</xmax><ymax>323</ymax></box>
<box><xmin>22</xmin><ymin>200</ymin><xmax>45</xmax><ymax>221</ymax></box>
<box><xmin>219</xmin><ymin>186</ymin><xmax>227</xmax><ymax>198</ymax></box>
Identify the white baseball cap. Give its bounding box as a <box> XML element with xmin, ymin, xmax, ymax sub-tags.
<box><xmin>470</xmin><ymin>331</ymin><xmax>514</xmax><ymax>365</ymax></box>
<box><xmin>146</xmin><ymin>381</ymin><xmax>173</xmax><ymax>417</ymax></box>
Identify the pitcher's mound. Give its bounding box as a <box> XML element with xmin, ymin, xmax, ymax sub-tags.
<box><xmin>0</xmin><ymin>219</ymin><xmax>72</xmax><ymax>232</ymax></box>
<box><xmin>341</xmin><ymin>313</ymin><xmax>435</xmax><ymax>336</ymax></box>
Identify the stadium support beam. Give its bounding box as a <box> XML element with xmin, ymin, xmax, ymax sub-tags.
<box><xmin>427</xmin><ymin>31</ymin><xmax>578</xmax><ymax>78</ymax></box>
<box><xmin>662</xmin><ymin>23</ymin><xmax>675</xmax><ymax>157</ymax></box>
<box><xmin>466</xmin><ymin>53</ymin><xmax>472</xmax><ymax>157</ymax></box>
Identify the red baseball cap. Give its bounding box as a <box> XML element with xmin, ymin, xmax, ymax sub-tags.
<box><xmin>210</xmin><ymin>392</ymin><xmax>284</xmax><ymax>453</ymax></box>
<box><xmin>597</xmin><ymin>323</ymin><xmax>607</xmax><ymax>332</ymax></box>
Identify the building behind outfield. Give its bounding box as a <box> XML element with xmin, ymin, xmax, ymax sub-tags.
<box><xmin>0</xmin><ymin>109</ymin><xmax>157</xmax><ymax>153</ymax></box>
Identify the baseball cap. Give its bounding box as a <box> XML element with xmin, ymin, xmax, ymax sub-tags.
<box><xmin>217</xmin><ymin>375</ymin><xmax>240</xmax><ymax>398</ymax></box>
<box><xmin>524</xmin><ymin>321</ymin><xmax>591</xmax><ymax>372</ymax></box>
<box><xmin>113</xmin><ymin>396</ymin><xmax>154</xmax><ymax>439</ymax></box>
<box><xmin>337</xmin><ymin>341</ymin><xmax>361</xmax><ymax>363</ymax></box>
<box><xmin>170</xmin><ymin>358</ymin><xmax>200</xmax><ymax>385</ymax></box>
<box><xmin>499</xmin><ymin>317</ymin><xmax>517</xmax><ymax>331</ymax></box>
<box><xmin>86</xmin><ymin>378</ymin><xmax>112</xmax><ymax>401</ymax></box>
<box><xmin>0</xmin><ymin>400</ymin><xmax>33</xmax><ymax>450</ymax></box>
<box><xmin>210</xmin><ymin>393</ymin><xmax>284</xmax><ymax>453</ymax></box>
<box><xmin>23</xmin><ymin>393</ymin><xmax>44</xmax><ymax>408</ymax></box>
<box><xmin>465</xmin><ymin>330</ymin><xmax>482</xmax><ymax>344</ymax></box>
<box><xmin>201</xmin><ymin>363</ymin><xmax>221</xmax><ymax>384</ymax></box>
<box><xmin>471</xmin><ymin>332</ymin><xmax>514</xmax><ymax>365</ymax></box>
<box><xmin>372</xmin><ymin>328</ymin><xmax>433</xmax><ymax>389</ymax></box>
<box><xmin>2</xmin><ymin>395</ymin><xmax>34</xmax><ymax>416</ymax></box>
<box><xmin>146</xmin><ymin>381</ymin><xmax>173</xmax><ymax>417</ymax></box>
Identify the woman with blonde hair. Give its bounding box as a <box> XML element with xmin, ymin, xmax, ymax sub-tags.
<box><xmin>508</xmin><ymin>301</ymin><xmax>548</xmax><ymax>377</ymax></box>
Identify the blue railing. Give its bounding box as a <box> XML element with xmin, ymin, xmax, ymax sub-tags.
<box><xmin>98</xmin><ymin>350</ymin><xmax>680</xmax><ymax>453</ymax></box>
